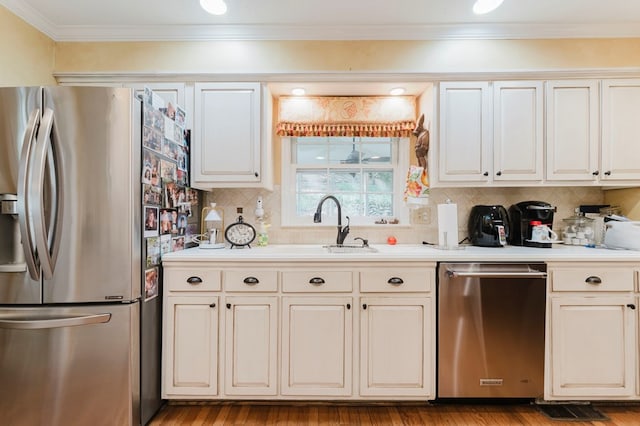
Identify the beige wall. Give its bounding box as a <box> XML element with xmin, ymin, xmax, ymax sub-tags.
<box><xmin>0</xmin><ymin>6</ymin><xmax>55</xmax><ymax>86</ymax></box>
<box><xmin>605</xmin><ymin>188</ymin><xmax>640</xmax><ymax>220</ymax></box>
<box><xmin>54</xmin><ymin>39</ymin><xmax>640</xmax><ymax>74</ymax></box>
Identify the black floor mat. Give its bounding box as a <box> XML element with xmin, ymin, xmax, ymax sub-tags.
<box><xmin>537</xmin><ymin>404</ymin><xmax>609</xmax><ymax>421</ymax></box>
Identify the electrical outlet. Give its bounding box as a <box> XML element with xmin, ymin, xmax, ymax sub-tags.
<box><xmin>413</xmin><ymin>208</ymin><xmax>431</xmax><ymax>224</ymax></box>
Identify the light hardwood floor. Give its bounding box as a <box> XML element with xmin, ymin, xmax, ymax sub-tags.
<box><xmin>148</xmin><ymin>402</ymin><xmax>640</xmax><ymax>425</ymax></box>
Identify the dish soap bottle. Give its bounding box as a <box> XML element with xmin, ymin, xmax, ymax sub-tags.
<box><xmin>257</xmin><ymin>221</ymin><xmax>270</xmax><ymax>247</ymax></box>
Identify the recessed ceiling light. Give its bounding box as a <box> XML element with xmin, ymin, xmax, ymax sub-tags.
<box><xmin>200</xmin><ymin>0</ymin><xmax>227</xmax><ymax>15</ymax></box>
<box><xmin>472</xmin><ymin>0</ymin><xmax>504</xmax><ymax>15</ymax></box>
<box><xmin>291</xmin><ymin>88</ymin><xmax>306</xmax><ymax>96</ymax></box>
<box><xmin>389</xmin><ymin>87</ymin><xmax>405</xmax><ymax>96</ymax></box>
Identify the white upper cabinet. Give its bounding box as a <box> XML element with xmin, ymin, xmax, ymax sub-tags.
<box><xmin>546</xmin><ymin>80</ymin><xmax>600</xmax><ymax>181</ymax></box>
<box><xmin>492</xmin><ymin>81</ymin><xmax>544</xmax><ymax>182</ymax></box>
<box><xmin>437</xmin><ymin>81</ymin><xmax>543</xmax><ymax>185</ymax></box>
<box><xmin>192</xmin><ymin>82</ymin><xmax>273</xmax><ymax>189</ymax></box>
<box><xmin>437</xmin><ymin>78</ymin><xmax>640</xmax><ymax>187</ymax></box>
<box><xmin>437</xmin><ymin>82</ymin><xmax>492</xmax><ymax>183</ymax></box>
<box><xmin>601</xmin><ymin>79</ymin><xmax>640</xmax><ymax>181</ymax></box>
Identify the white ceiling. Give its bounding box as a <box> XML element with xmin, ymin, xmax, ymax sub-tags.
<box><xmin>3</xmin><ymin>0</ymin><xmax>640</xmax><ymax>42</ymax></box>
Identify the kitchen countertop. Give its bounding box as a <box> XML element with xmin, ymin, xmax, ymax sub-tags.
<box><xmin>162</xmin><ymin>244</ymin><xmax>640</xmax><ymax>264</ymax></box>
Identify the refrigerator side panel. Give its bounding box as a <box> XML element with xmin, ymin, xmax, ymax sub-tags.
<box><xmin>0</xmin><ymin>87</ymin><xmax>42</xmax><ymax>304</ymax></box>
<box><xmin>141</xmin><ymin>290</ymin><xmax>162</xmax><ymax>424</ymax></box>
<box><xmin>0</xmin><ymin>302</ymin><xmax>140</xmax><ymax>426</ymax></box>
<box><xmin>42</xmin><ymin>86</ymin><xmax>141</xmax><ymax>303</ymax></box>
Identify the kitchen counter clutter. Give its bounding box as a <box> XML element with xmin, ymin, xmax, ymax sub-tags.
<box><xmin>161</xmin><ymin>244</ymin><xmax>639</xmax><ymax>403</ymax></box>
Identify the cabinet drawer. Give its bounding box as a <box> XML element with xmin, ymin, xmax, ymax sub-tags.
<box><xmin>551</xmin><ymin>267</ymin><xmax>634</xmax><ymax>292</ymax></box>
<box><xmin>281</xmin><ymin>271</ymin><xmax>353</xmax><ymax>293</ymax></box>
<box><xmin>165</xmin><ymin>267</ymin><xmax>221</xmax><ymax>292</ymax></box>
<box><xmin>223</xmin><ymin>270</ymin><xmax>278</xmax><ymax>292</ymax></box>
<box><xmin>360</xmin><ymin>268</ymin><xmax>433</xmax><ymax>293</ymax></box>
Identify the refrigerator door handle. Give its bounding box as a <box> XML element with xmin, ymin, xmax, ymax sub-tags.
<box><xmin>0</xmin><ymin>313</ymin><xmax>111</xmax><ymax>330</ymax></box>
<box><xmin>30</xmin><ymin>108</ymin><xmax>64</xmax><ymax>280</ymax></box>
<box><xmin>16</xmin><ymin>108</ymin><xmax>41</xmax><ymax>281</ymax></box>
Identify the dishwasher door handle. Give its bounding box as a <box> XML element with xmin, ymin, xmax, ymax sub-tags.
<box><xmin>446</xmin><ymin>270</ymin><xmax>547</xmax><ymax>279</ymax></box>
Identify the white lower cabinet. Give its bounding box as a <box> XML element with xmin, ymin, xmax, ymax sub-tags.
<box><xmin>281</xmin><ymin>296</ymin><xmax>353</xmax><ymax>396</ymax></box>
<box><xmin>224</xmin><ymin>296</ymin><xmax>278</xmax><ymax>396</ymax></box>
<box><xmin>163</xmin><ymin>296</ymin><xmax>218</xmax><ymax>398</ymax></box>
<box><xmin>548</xmin><ymin>296</ymin><xmax>636</xmax><ymax>398</ymax></box>
<box><xmin>162</xmin><ymin>261</ymin><xmax>436</xmax><ymax>400</ymax></box>
<box><xmin>359</xmin><ymin>297</ymin><xmax>432</xmax><ymax>397</ymax></box>
<box><xmin>545</xmin><ymin>262</ymin><xmax>638</xmax><ymax>400</ymax></box>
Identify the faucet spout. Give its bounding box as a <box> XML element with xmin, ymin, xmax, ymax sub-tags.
<box><xmin>314</xmin><ymin>195</ymin><xmax>350</xmax><ymax>245</ymax></box>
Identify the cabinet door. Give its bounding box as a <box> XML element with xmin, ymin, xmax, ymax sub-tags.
<box><xmin>126</xmin><ymin>82</ymin><xmax>186</xmax><ymax>109</ymax></box>
<box><xmin>546</xmin><ymin>80</ymin><xmax>600</xmax><ymax>181</ymax></box>
<box><xmin>548</xmin><ymin>296</ymin><xmax>636</xmax><ymax>399</ymax></box>
<box><xmin>438</xmin><ymin>82</ymin><xmax>492</xmax><ymax>182</ymax></box>
<box><xmin>224</xmin><ymin>296</ymin><xmax>277</xmax><ymax>396</ymax></box>
<box><xmin>360</xmin><ymin>297</ymin><xmax>434</xmax><ymax>397</ymax></box>
<box><xmin>281</xmin><ymin>296</ymin><xmax>353</xmax><ymax>396</ymax></box>
<box><xmin>163</xmin><ymin>296</ymin><xmax>218</xmax><ymax>397</ymax></box>
<box><xmin>493</xmin><ymin>81</ymin><xmax>544</xmax><ymax>181</ymax></box>
<box><xmin>601</xmin><ymin>79</ymin><xmax>640</xmax><ymax>181</ymax></box>
<box><xmin>193</xmin><ymin>82</ymin><xmax>262</xmax><ymax>186</ymax></box>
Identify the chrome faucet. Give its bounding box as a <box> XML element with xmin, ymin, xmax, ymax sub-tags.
<box><xmin>313</xmin><ymin>195</ymin><xmax>350</xmax><ymax>246</ymax></box>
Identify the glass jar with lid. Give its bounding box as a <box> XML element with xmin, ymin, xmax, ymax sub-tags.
<box><xmin>561</xmin><ymin>210</ymin><xmax>595</xmax><ymax>246</ymax></box>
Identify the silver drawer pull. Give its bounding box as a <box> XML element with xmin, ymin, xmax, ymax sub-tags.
<box><xmin>309</xmin><ymin>277</ymin><xmax>325</xmax><ymax>285</ymax></box>
<box><xmin>387</xmin><ymin>277</ymin><xmax>404</xmax><ymax>285</ymax></box>
<box><xmin>243</xmin><ymin>276</ymin><xmax>259</xmax><ymax>285</ymax></box>
<box><xmin>585</xmin><ymin>276</ymin><xmax>602</xmax><ymax>285</ymax></box>
<box><xmin>186</xmin><ymin>276</ymin><xmax>203</xmax><ymax>285</ymax></box>
<box><xmin>447</xmin><ymin>270</ymin><xmax>547</xmax><ymax>279</ymax></box>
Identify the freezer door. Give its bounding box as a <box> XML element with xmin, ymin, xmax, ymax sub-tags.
<box><xmin>0</xmin><ymin>87</ymin><xmax>43</xmax><ymax>304</ymax></box>
<box><xmin>0</xmin><ymin>303</ymin><xmax>140</xmax><ymax>426</ymax></box>
<box><xmin>41</xmin><ymin>87</ymin><xmax>142</xmax><ymax>303</ymax></box>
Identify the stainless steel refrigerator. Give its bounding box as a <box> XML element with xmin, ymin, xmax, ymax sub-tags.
<box><xmin>0</xmin><ymin>86</ymin><xmax>161</xmax><ymax>425</ymax></box>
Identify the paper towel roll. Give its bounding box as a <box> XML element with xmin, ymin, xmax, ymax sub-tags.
<box><xmin>438</xmin><ymin>203</ymin><xmax>458</xmax><ymax>248</ymax></box>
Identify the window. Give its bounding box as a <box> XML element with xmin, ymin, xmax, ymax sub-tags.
<box><xmin>281</xmin><ymin>136</ymin><xmax>410</xmax><ymax>226</ymax></box>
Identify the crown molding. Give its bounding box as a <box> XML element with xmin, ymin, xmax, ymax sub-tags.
<box><xmin>54</xmin><ymin>69</ymin><xmax>640</xmax><ymax>85</ymax></box>
<box><xmin>48</xmin><ymin>22</ymin><xmax>640</xmax><ymax>42</ymax></box>
<box><xmin>3</xmin><ymin>0</ymin><xmax>640</xmax><ymax>42</ymax></box>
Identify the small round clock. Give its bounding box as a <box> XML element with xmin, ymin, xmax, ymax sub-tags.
<box><xmin>224</xmin><ymin>215</ymin><xmax>256</xmax><ymax>248</ymax></box>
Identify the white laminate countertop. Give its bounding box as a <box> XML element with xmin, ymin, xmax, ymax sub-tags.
<box><xmin>162</xmin><ymin>243</ymin><xmax>640</xmax><ymax>264</ymax></box>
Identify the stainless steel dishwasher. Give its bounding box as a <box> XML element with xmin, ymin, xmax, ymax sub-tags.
<box><xmin>437</xmin><ymin>263</ymin><xmax>547</xmax><ymax>398</ymax></box>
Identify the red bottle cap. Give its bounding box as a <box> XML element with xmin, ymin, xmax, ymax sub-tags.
<box><xmin>530</xmin><ymin>220</ymin><xmax>542</xmax><ymax>225</ymax></box>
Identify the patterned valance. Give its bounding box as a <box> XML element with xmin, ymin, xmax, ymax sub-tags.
<box><xmin>276</xmin><ymin>96</ymin><xmax>416</xmax><ymax>137</ymax></box>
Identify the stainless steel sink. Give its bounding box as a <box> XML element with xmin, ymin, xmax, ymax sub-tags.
<box><xmin>323</xmin><ymin>244</ymin><xmax>378</xmax><ymax>253</ymax></box>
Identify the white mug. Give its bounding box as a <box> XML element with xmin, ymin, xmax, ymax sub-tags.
<box><xmin>531</xmin><ymin>224</ymin><xmax>558</xmax><ymax>242</ymax></box>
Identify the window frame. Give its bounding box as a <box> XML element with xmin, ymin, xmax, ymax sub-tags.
<box><xmin>281</xmin><ymin>136</ymin><xmax>411</xmax><ymax>227</ymax></box>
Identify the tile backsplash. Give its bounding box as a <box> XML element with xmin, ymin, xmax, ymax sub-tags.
<box><xmin>205</xmin><ymin>186</ymin><xmax>603</xmax><ymax>245</ymax></box>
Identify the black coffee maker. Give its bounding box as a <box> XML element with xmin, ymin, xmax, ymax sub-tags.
<box><xmin>468</xmin><ymin>205</ymin><xmax>510</xmax><ymax>247</ymax></box>
<box><xmin>508</xmin><ymin>201</ymin><xmax>556</xmax><ymax>248</ymax></box>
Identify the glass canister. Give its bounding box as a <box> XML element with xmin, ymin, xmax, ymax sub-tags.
<box><xmin>561</xmin><ymin>212</ymin><xmax>595</xmax><ymax>246</ymax></box>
